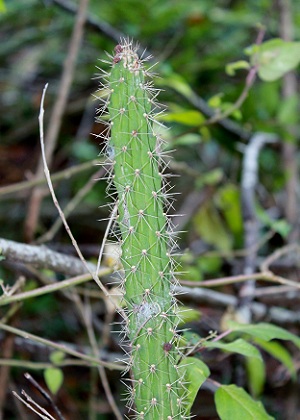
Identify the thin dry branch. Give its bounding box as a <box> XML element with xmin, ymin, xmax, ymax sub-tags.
<box><xmin>180</xmin><ymin>271</ymin><xmax>300</xmax><ymax>290</ymax></box>
<box><xmin>38</xmin><ymin>86</ymin><xmax>123</xmax><ymax>418</ymax></box>
<box><xmin>0</xmin><ymin>322</ymin><xmax>124</xmax><ymax>371</ymax></box>
<box><xmin>175</xmin><ymin>285</ymin><xmax>300</xmax><ymax>325</ymax></box>
<box><xmin>36</xmin><ymin>166</ymin><xmax>106</xmax><ymax>244</ymax></box>
<box><xmin>0</xmin><ymin>159</ymin><xmax>100</xmax><ymax>197</ymax></box>
<box><xmin>25</xmin><ymin>0</ymin><xmax>90</xmax><ymax>241</ymax></box>
<box><xmin>37</xmin><ymin>84</ymin><xmax>111</xmax><ymax>298</ymax></box>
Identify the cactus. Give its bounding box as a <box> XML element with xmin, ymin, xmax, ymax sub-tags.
<box><xmin>99</xmin><ymin>40</ymin><xmax>186</xmax><ymax>419</ymax></box>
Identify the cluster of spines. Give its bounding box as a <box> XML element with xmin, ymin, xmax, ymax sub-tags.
<box><xmin>97</xmin><ymin>39</ymin><xmax>188</xmax><ymax>419</ymax></box>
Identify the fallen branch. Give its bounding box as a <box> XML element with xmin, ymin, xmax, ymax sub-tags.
<box><xmin>0</xmin><ymin>237</ymin><xmax>98</xmax><ymax>277</ymax></box>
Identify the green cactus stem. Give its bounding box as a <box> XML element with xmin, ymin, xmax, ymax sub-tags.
<box><xmin>101</xmin><ymin>40</ymin><xmax>186</xmax><ymax>419</ymax></box>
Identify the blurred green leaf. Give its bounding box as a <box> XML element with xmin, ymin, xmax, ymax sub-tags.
<box><xmin>246</xmin><ymin>356</ymin><xmax>266</xmax><ymax>397</ymax></box>
<box><xmin>0</xmin><ymin>0</ymin><xmax>6</xmax><ymax>12</ymax></box>
<box><xmin>163</xmin><ymin>110</ymin><xmax>205</xmax><ymax>126</ymax></box>
<box><xmin>194</xmin><ymin>201</ymin><xmax>232</xmax><ymax>251</ymax></box>
<box><xmin>182</xmin><ymin>331</ymin><xmax>203</xmax><ymax>347</ymax></box>
<box><xmin>249</xmin><ymin>38</ymin><xmax>300</xmax><ymax>81</ymax></box>
<box><xmin>49</xmin><ymin>350</ymin><xmax>65</xmax><ymax>364</ymax></box>
<box><xmin>277</xmin><ymin>94</ymin><xmax>299</xmax><ymax>125</ymax></box>
<box><xmin>208</xmin><ymin>93</ymin><xmax>223</xmax><ymax>108</ymax></box>
<box><xmin>197</xmin><ymin>255</ymin><xmax>222</xmax><ymax>275</ymax></box>
<box><xmin>44</xmin><ymin>368</ymin><xmax>64</xmax><ymax>395</ymax></box>
<box><xmin>173</xmin><ymin>133</ymin><xmax>202</xmax><ymax>146</ymax></box>
<box><xmin>216</xmin><ymin>184</ymin><xmax>243</xmax><ymax>236</ymax></box>
<box><xmin>220</xmin><ymin>102</ymin><xmax>243</xmax><ymax>120</ymax></box>
<box><xmin>226</xmin><ymin>60</ymin><xmax>250</xmax><ymax>76</ymax></box>
<box><xmin>160</xmin><ymin>73</ymin><xmax>194</xmax><ymax>99</ymax></box>
<box><xmin>177</xmin><ymin>306</ymin><xmax>201</xmax><ymax>326</ymax></box>
<box><xmin>70</xmin><ymin>142</ymin><xmax>99</xmax><ymax>162</ymax></box>
<box><xmin>255</xmin><ymin>338</ymin><xmax>296</xmax><ymax>380</ymax></box>
<box><xmin>195</xmin><ymin>168</ymin><xmax>223</xmax><ymax>189</ymax></box>
<box><xmin>215</xmin><ymin>384</ymin><xmax>274</xmax><ymax>419</ymax></box>
<box><xmin>204</xmin><ymin>338</ymin><xmax>262</xmax><ymax>360</ymax></box>
<box><xmin>257</xmin><ymin>207</ymin><xmax>291</xmax><ymax>238</ymax></box>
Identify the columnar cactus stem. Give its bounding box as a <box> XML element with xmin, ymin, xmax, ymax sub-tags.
<box><xmin>101</xmin><ymin>40</ymin><xmax>186</xmax><ymax>419</ymax></box>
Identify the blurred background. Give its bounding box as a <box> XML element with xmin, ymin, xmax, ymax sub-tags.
<box><xmin>0</xmin><ymin>0</ymin><xmax>300</xmax><ymax>419</ymax></box>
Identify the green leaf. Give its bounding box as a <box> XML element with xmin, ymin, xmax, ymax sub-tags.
<box><xmin>163</xmin><ymin>110</ymin><xmax>205</xmax><ymax>126</ymax></box>
<box><xmin>160</xmin><ymin>72</ymin><xmax>193</xmax><ymax>99</ymax></box>
<box><xmin>226</xmin><ymin>60</ymin><xmax>250</xmax><ymax>76</ymax></box>
<box><xmin>256</xmin><ymin>206</ymin><xmax>291</xmax><ymax>238</ymax></box>
<box><xmin>216</xmin><ymin>184</ymin><xmax>243</xmax><ymax>236</ymax></box>
<box><xmin>0</xmin><ymin>0</ymin><xmax>6</xmax><ymax>12</ymax></box>
<box><xmin>70</xmin><ymin>142</ymin><xmax>98</xmax><ymax>162</ymax></box>
<box><xmin>195</xmin><ymin>168</ymin><xmax>223</xmax><ymax>189</ymax></box>
<box><xmin>277</xmin><ymin>94</ymin><xmax>299</xmax><ymax>125</ymax></box>
<box><xmin>246</xmin><ymin>356</ymin><xmax>266</xmax><ymax>397</ymax></box>
<box><xmin>179</xmin><ymin>357</ymin><xmax>210</xmax><ymax>413</ymax></box>
<box><xmin>49</xmin><ymin>350</ymin><xmax>65</xmax><ymax>364</ymax></box>
<box><xmin>177</xmin><ymin>306</ymin><xmax>201</xmax><ymax>326</ymax></box>
<box><xmin>228</xmin><ymin>321</ymin><xmax>300</xmax><ymax>349</ymax></box>
<box><xmin>197</xmin><ymin>255</ymin><xmax>222</xmax><ymax>275</ymax></box>
<box><xmin>215</xmin><ymin>384</ymin><xmax>274</xmax><ymax>420</ymax></box>
<box><xmin>44</xmin><ymin>368</ymin><xmax>64</xmax><ymax>395</ymax></box>
<box><xmin>250</xmin><ymin>38</ymin><xmax>300</xmax><ymax>81</ymax></box>
<box><xmin>182</xmin><ymin>331</ymin><xmax>203</xmax><ymax>347</ymax></box>
<box><xmin>173</xmin><ymin>133</ymin><xmax>202</xmax><ymax>146</ymax></box>
<box><xmin>194</xmin><ymin>201</ymin><xmax>232</xmax><ymax>251</ymax></box>
<box><xmin>255</xmin><ymin>338</ymin><xmax>296</xmax><ymax>380</ymax></box>
<box><xmin>208</xmin><ymin>93</ymin><xmax>223</xmax><ymax>108</ymax></box>
<box><xmin>204</xmin><ymin>338</ymin><xmax>262</xmax><ymax>360</ymax></box>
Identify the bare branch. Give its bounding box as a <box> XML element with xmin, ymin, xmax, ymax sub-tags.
<box><xmin>25</xmin><ymin>0</ymin><xmax>90</xmax><ymax>241</ymax></box>
<box><xmin>0</xmin><ymin>322</ymin><xmax>124</xmax><ymax>371</ymax></box>
<box><xmin>0</xmin><ymin>159</ymin><xmax>100</xmax><ymax>198</ymax></box>
<box><xmin>0</xmin><ymin>237</ymin><xmax>99</xmax><ymax>277</ymax></box>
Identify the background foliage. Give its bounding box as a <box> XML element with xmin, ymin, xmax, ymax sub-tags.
<box><xmin>0</xmin><ymin>0</ymin><xmax>300</xmax><ymax>419</ymax></box>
